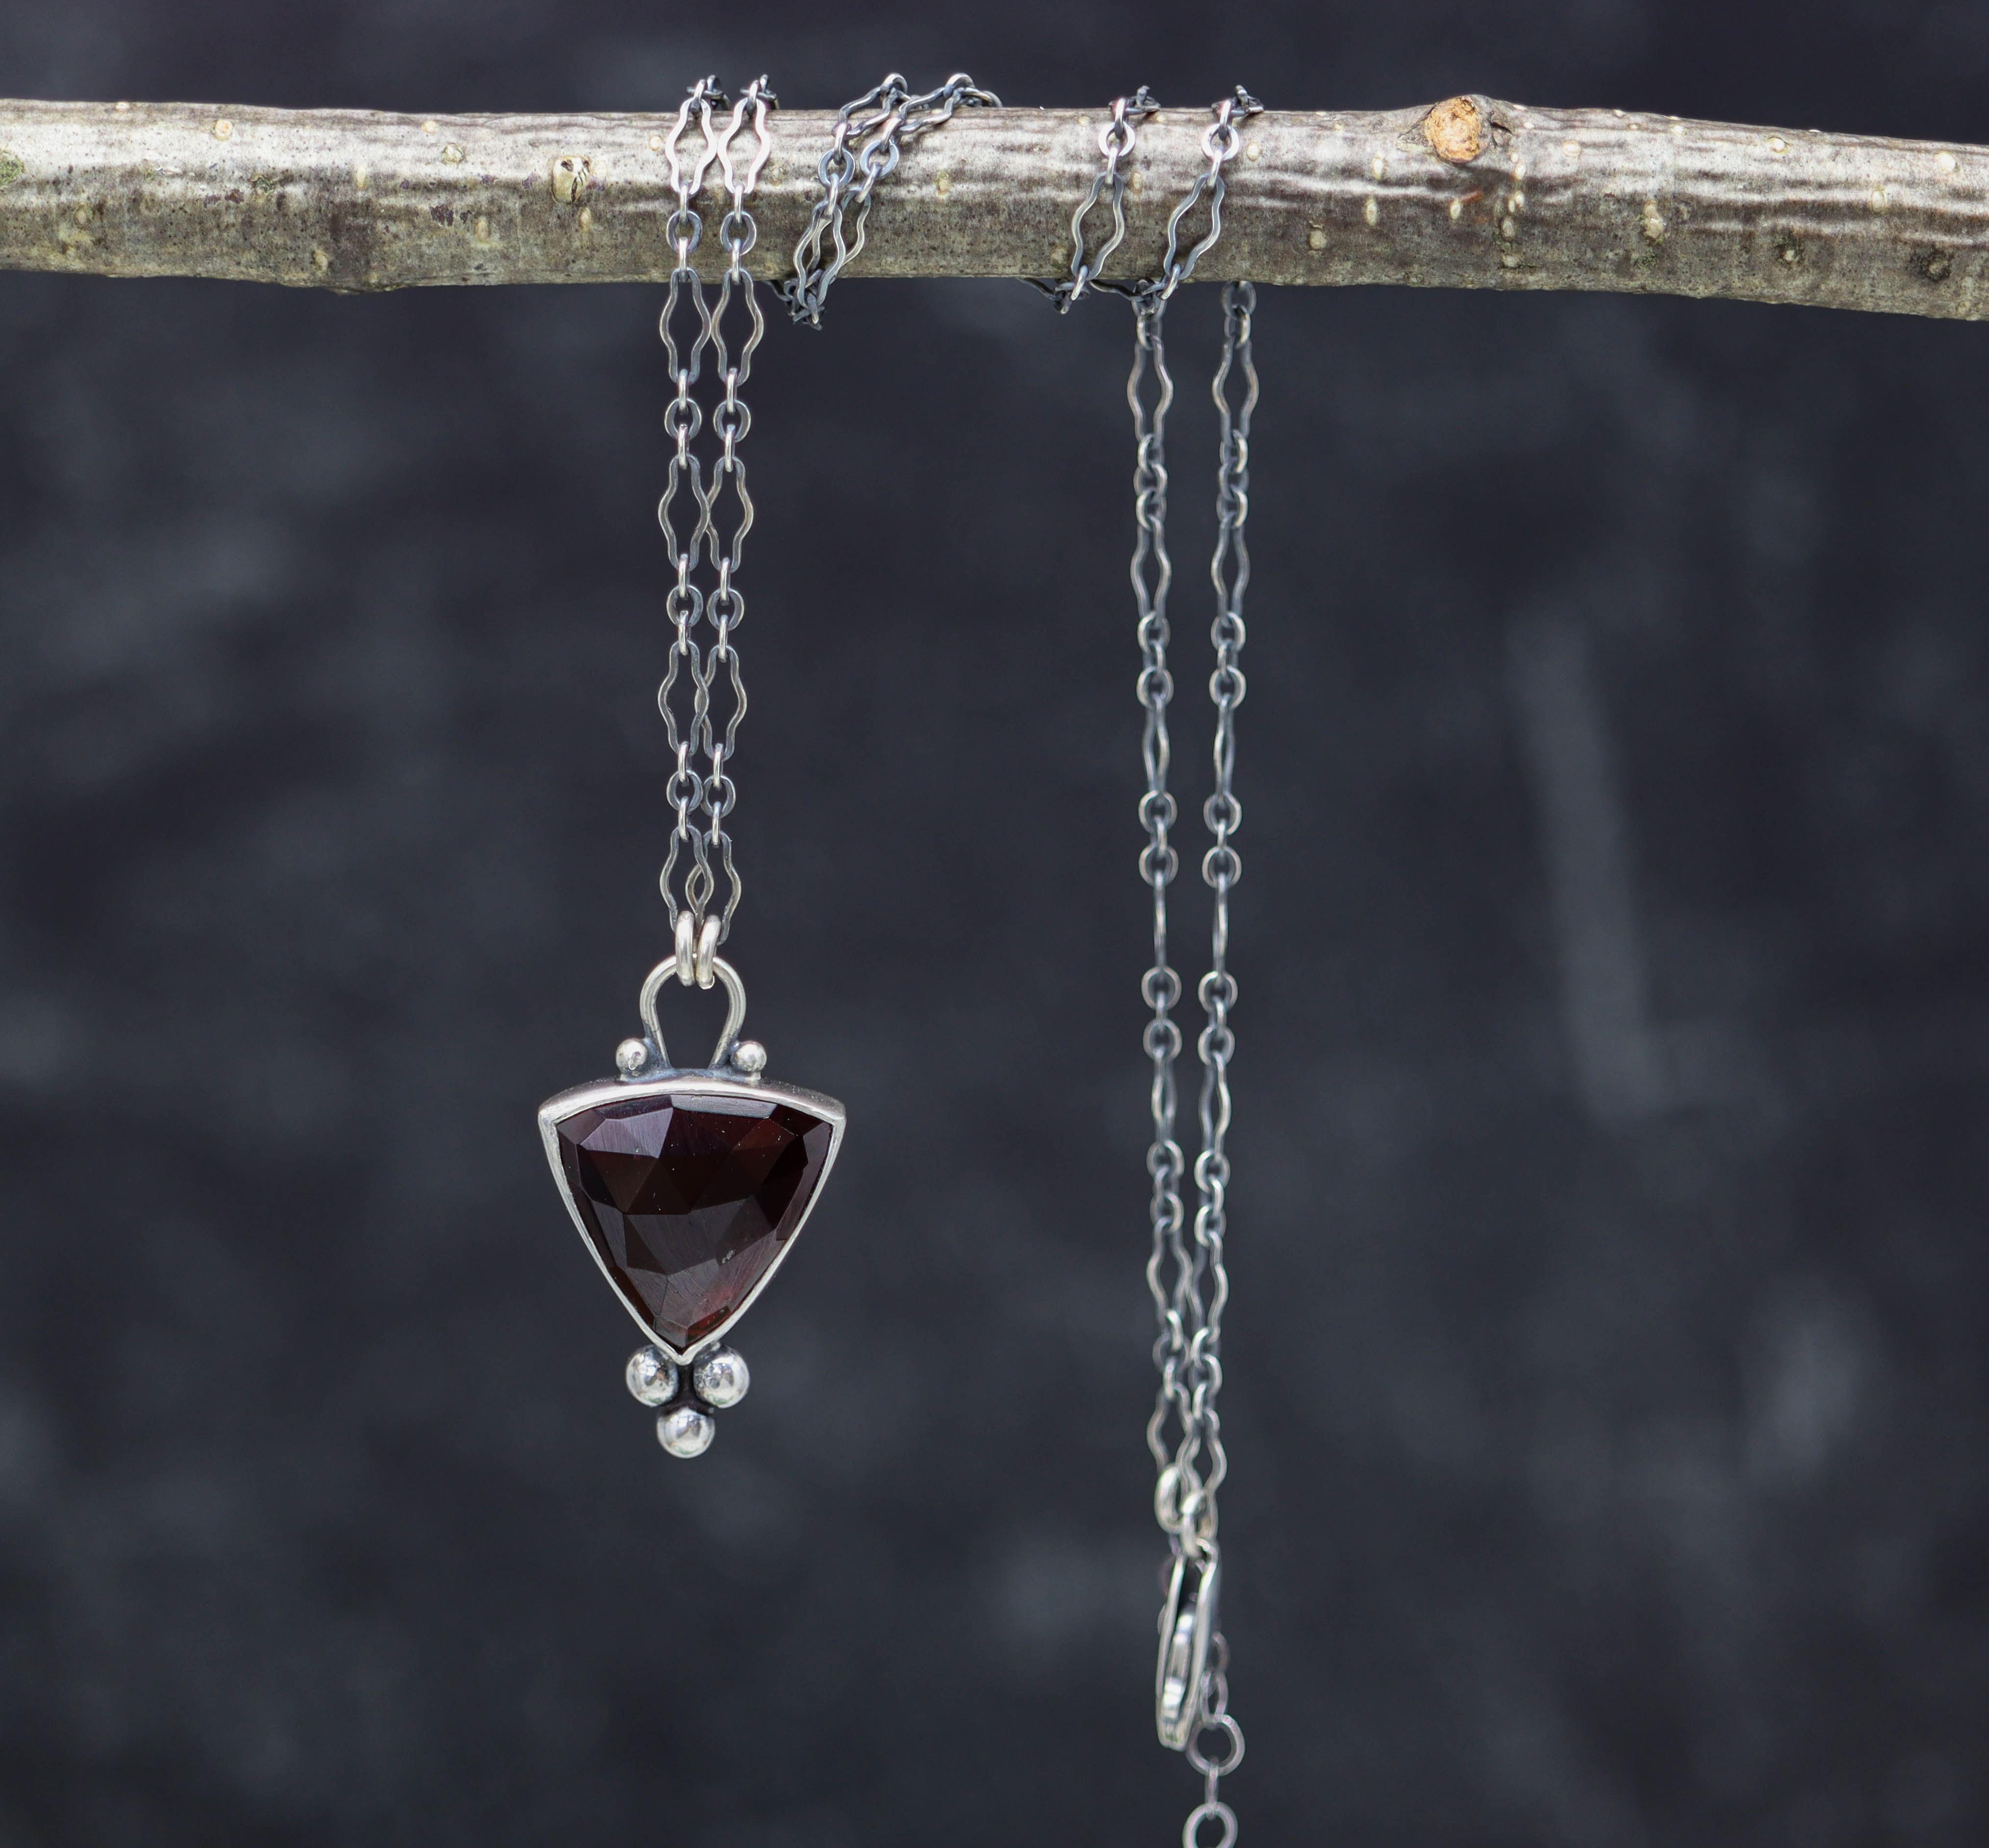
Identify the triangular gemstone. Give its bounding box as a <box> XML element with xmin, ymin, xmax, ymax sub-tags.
<box><xmin>550</xmin><ymin>1090</ymin><xmax>835</xmax><ymax>1352</ymax></box>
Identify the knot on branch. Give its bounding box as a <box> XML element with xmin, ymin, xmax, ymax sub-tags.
<box><xmin>1423</xmin><ymin>96</ymin><xmax>1487</xmax><ymax>164</ymax></box>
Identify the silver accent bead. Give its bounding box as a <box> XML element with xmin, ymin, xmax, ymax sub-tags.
<box><xmin>624</xmin><ymin>1345</ymin><xmax>678</xmax><ymax>1406</ymax></box>
<box><xmin>615</xmin><ymin>1038</ymin><xmax>650</xmax><ymax>1077</ymax></box>
<box><xmin>691</xmin><ymin>1344</ymin><xmax>750</xmax><ymax>1409</ymax></box>
<box><xmin>656</xmin><ymin>1403</ymin><xmax>715</xmax><ymax>1458</ymax></box>
<box><xmin>731</xmin><ymin>1039</ymin><xmax>768</xmax><ymax>1076</ymax></box>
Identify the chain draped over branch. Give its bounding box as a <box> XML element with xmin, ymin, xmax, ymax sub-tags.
<box><xmin>3</xmin><ymin>93</ymin><xmax>1988</xmax><ymax>319</ymax></box>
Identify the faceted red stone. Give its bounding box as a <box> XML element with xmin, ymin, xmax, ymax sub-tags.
<box><xmin>553</xmin><ymin>1091</ymin><xmax>834</xmax><ymax>1352</ymax></box>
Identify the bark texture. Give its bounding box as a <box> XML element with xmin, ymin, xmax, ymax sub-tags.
<box><xmin>0</xmin><ymin>94</ymin><xmax>1986</xmax><ymax>318</ymax></box>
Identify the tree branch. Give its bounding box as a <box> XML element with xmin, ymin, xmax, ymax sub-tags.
<box><xmin>2</xmin><ymin>94</ymin><xmax>1985</xmax><ymax>318</ymax></box>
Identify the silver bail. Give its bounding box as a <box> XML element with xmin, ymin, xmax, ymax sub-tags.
<box><xmin>638</xmin><ymin>951</ymin><xmax>748</xmax><ymax>1072</ymax></box>
<box><xmin>1156</xmin><ymin>1546</ymin><xmax>1219</xmax><ymax>1750</ymax></box>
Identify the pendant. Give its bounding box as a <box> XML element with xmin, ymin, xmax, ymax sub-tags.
<box><xmin>538</xmin><ymin>944</ymin><xmax>845</xmax><ymax>1457</ymax></box>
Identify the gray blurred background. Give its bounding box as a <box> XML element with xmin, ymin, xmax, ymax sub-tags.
<box><xmin>3</xmin><ymin>2</ymin><xmax>1988</xmax><ymax>1843</ymax></box>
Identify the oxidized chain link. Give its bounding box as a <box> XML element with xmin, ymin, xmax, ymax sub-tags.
<box><xmin>780</xmin><ymin>72</ymin><xmax>1000</xmax><ymax>327</ymax></box>
<box><xmin>1066</xmin><ymin>86</ymin><xmax>1259</xmax><ymax>1848</ymax></box>
<box><xmin>1185</xmin><ymin>1632</ymin><xmax>1246</xmax><ymax>1848</ymax></box>
<box><xmin>1181</xmin><ymin>276</ymin><xmax>1254</xmax><ymax>1536</ymax></box>
<box><xmin>1048</xmin><ymin>88</ymin><xmax>1159</xmax><ymax>311</ymax></box>
<box><xmin>656</xmin><ymin>78</ymin><xmax>773</xmax><ymax>960</ymax></box>
<box><xmin>1156</xmin><ymin>277</ymin><xmax>1255</xmax><ymax>1848</ymax></box>
<box><xmin>1199</xmin><ymin>278</ymin><xmax>1255</xmax><ymax>1513</ymax></box>
<box><xmin>700</xmin><ymin>79</ymin><xmax>774</xmax><ymax>946</ymax></box>
<box><xmin>1149</xmin><ymin>89</ymin><xmax>1262</xmax><ymax>305</ymax></box>
<box><xmin>1132</xmin><ymin>277</ymin><xmax>1186</xmax><ymax>1506</ymax></box>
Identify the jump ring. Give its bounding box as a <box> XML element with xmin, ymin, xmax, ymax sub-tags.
<box><xmin>1182</xmin><ymin>1800</ymin><xmax>1238</xmax><ymax>1848</ymax></box>
<box><xmin>1186</xmin><ymin>1713</ymin><xmax>1245</xmax><ymax>1779</ymax></box>
<box><xmin>1201</xmin><ymin>844</ymin><xmax>1242</xmax><ymax>886</ymax></box>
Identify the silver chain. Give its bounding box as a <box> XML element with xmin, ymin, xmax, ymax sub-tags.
<box><xmin>1131</xmin><ymin>286</ymin><xmax>1185</xmax><ymax>1526</ymax></box>
<box><xmin>1183</xmin><ymin>270</ymin><xmax>1256</xmax><ymax>1528</ymax></box>
<box><xmin>1184</xmin><ymin>1630</ymin><xmax>1246</xmax><ymax>1848</ymax></box>
<box><xmin>1061</xmin><ymin>87</ymin><xmax>1259</xmax><ymax>1847</ymax></box>
<box><xmin>656</xmin><ymin>78</ymin><xmax>773</xmax><ymax>965</ymax></box>
<box><xmin>779</xmin><ymin>72</ymin><xmax>1000</xmax><ymax>327</ymax></box>
<box><xmin>1160</xmin><ymin>275</ymin><xmax>1255</xmax><ymax>1848</ymax></box>
<box><xmin>1046</xmin><ymin>87</ymin><xmax>1159</xmax><ymax>312</ymax></box>
<box><xmin>1148</xmin><ymin>88</ymin><xmax>1261</xmax><ymax>304</ymax></box>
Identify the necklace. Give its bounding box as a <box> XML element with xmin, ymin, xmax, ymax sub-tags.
<box><xmin>1056</xmin><ymin>87</ymin><xmax>1261</xmax><ymax>1848</ymax></box>
<box><xmin>534</xmin><ymin>72</ymin><xmax>1002</xmax><ymax>1455</ymax></box>
<box><xmin>536</xmin><ymin>77</ymin><xmax>847</xmax><ymax>1458</ymax></box>
<box><xmin>540</xmin><ymin>71</ymin><xmax>1264</xmax><ymax>1834</ymax></box>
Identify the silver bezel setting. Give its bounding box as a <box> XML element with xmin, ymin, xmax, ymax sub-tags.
<box><xmin>538</xmin><ymin>1064</ymin><xmax>846</xmax><ymax>1368</ymax></box>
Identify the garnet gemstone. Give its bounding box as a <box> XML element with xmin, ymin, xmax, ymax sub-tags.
<box><xmin>552</xmin><ymin>1091</ymin><xmax>835</xmax><ymax>1353</ymax></box>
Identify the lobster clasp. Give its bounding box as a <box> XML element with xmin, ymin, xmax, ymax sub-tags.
<box><xmin>1156</xmin><ymin>1546</ymin><xmax>1219</xmax><ymax>1750</ymax></box>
